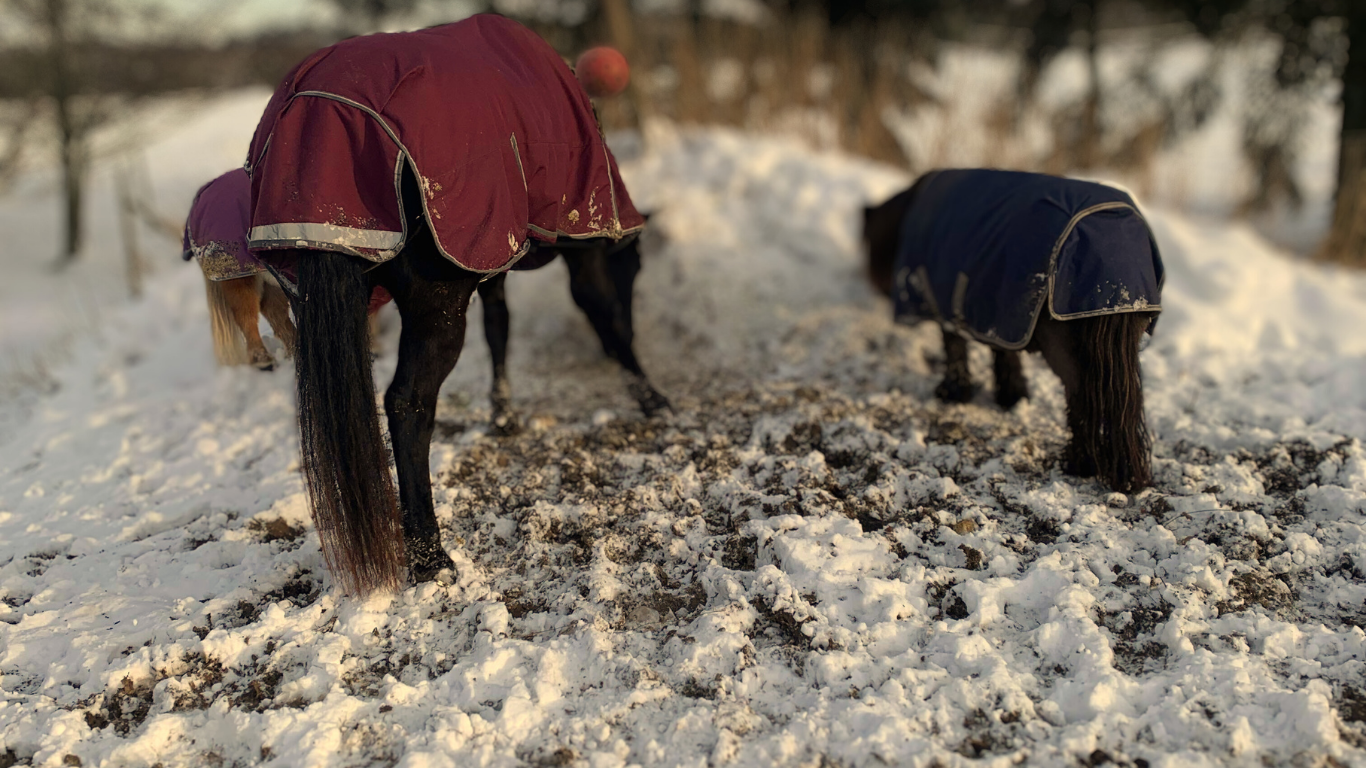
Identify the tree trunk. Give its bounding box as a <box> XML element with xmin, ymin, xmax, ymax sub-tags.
<box><xmin>672</xmin><ymin>13</ymin><xmax>707</xmax><ymax>124</ymax></box>
<box><xmin>57</xmin><ymin>109</ymin><xmax>86</xmax><ymax>266</ymax></box>
<box><xmin>1079</xmin><ymin>0</ymin><xmax>1102</xmax><ymax>170</ymax></box>
<box><xmin>1320</xmin><ymin>7</ymin><xmax>1366</xmax><ymax>266</ymax></box>
<box><xmin>115</xmin><ymin>163</ymin><xmax>143</xmax><ymax>299</ymax></box>
<box><xmin>48</xmin><ymin>0</ymin><xmax>86</xmax><ymax>268</ymax></box>
<box><xmin>599</xmin><ymin>0</ymin><xmax>648</xmax><ymax>130</ymax></box>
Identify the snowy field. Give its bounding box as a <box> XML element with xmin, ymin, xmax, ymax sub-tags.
<box><xmin>2</xmin><ymin>86</ymin><xmax>1366</xmax><ymax>767</ymax></box>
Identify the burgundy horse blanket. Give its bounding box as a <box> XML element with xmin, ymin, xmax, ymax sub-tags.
<box><xmin>894</xmin><ymin>169</ymin><xmax>1164</xmax><ymax>349</ymax></box>
<box><xmin>244</xmin><ymin>14</ymin><xmax>645</xmax><ymax>273</ymax></box>
<box><xmin>183</xmin><ymin>168</ymin><xmax>257</xmax><ymax>281</ymax></box>
<box><xmin>184</xmin><ymin>168</ymin><xmax>392</xmax><ymax>312</ymax></box>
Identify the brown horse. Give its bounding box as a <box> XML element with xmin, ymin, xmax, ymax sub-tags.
<box><xmin>185</xmin><ymin>166</ymin><xmax>399</xmax><ymax>371</ymax></box>
<box><xmin>184</xmin><ymin>167</ymin><xmax>298</xmax><ymax>371</ymax></box>
<box><xmin>864</xmin><ymin>170</ymin><xmax>1162</xmax><ymax>493</ymax></box>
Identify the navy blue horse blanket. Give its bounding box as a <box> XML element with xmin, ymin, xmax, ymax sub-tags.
<box><xmin>893</xmin><ymin>169</ymin><xmax>1164</xmax><ymax>349</ymax></box>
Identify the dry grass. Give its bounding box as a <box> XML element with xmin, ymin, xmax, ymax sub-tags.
<box><xmin>586</xmin><ymin>11</ymin><xmax>1188</xmax><ymax>191</ymax></box>
<box><xmin>591</xmin><ymin>11</ymin><xmax>926</xmax><ymax>169</ymax></box>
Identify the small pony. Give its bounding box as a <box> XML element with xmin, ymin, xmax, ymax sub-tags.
<box><xmin>245</xmin><ymin>15</ymin><xmax>668</xmax><ymax>593</ymax></box>
<box><xmin>864</xmin><ymin>169</ymin><xmax>1165</xmax><ymax>493</ymax></box>
<box><xmin>182</xmin><ymin>168</ymin><xmax>296</xmax><ymax>370</ymax></box>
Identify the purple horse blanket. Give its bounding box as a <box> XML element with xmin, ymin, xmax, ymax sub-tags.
<box><xmin>183</xmin><ymin>168</ymin><xmax>258</xmax><ymax>281</ymax></box>
<box><xmin>184</xmin><ymin>168</ymin><xmax>393</xmax><ymax>313</ymax></box>
<box><xmin>244</xmin><ymin>14</ymin><xmax>645</xmax><ymax>273</ymax></box>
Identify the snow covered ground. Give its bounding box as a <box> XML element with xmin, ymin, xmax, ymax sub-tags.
<box><xmin>1</xmin><ymin>90</ymin><xmax>1365</xmax><ymax>767</ymax></box>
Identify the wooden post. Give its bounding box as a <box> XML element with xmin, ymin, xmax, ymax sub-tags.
<box><xmin>115</xmin><ymin>162</ymin><xmax>144</xmax><ymax>300</ymax></box>
<box><xmin>1320</xmin><ymin>6</ymin><xmax>1366</xmax><ymax>267</ymax></box>
<box><xmin>1079</xmin><ymin>0</ymin><xmax>1102</xmax><ymax>170</ymax></box>
<box><xmin>599</xmin><ymin>0</ymin><xmax>649</xmax><ymax>130</ymax></box>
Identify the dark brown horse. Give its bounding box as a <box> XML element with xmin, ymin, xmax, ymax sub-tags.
<box><xmin>284</xmin><ymin>176</ymin><xmax>666</xmax><ymax>589</ymax></box>
<box><xmin>863</xmin><ymin>171</ymin><xmax>1160</xmax><ymax>493</ymax></box>
<box><xmin>250</xmin><ymin>16</ymin><xmax>666</xmax><ymax>593</ymax></box>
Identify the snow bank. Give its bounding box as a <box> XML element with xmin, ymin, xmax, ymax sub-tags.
<box><xmin>1</xmin><ymin>99</ymin><xmax>1364</xmax><ymax>767</ymax></box>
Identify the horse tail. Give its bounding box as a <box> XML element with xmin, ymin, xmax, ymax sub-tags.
<box><xmin>1073</xmin><ymin>311</ymin><xmax>1155</xmax><ymax>493</ymax></box>
<box><xmin>294</xmin><ymin>254</ymin><xmax>405</xmax><ymax>594</ymax></box>
<box><xmin>203</xmin><ymin>273</ymin><xmax>250</xmax><ymax>366</ymax></box>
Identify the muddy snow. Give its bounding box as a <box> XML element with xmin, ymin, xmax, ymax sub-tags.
<box><xmin>1</xmin><ymin>93</ymin><xmax>1365</xmax><ymax>768</ymax></box>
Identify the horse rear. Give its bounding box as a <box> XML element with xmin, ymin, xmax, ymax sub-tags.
<box><xmin>1031</xmin><ymin>312</ymin><xmax>1155</xmax><ymax>493</ymax></box>
<box><xmin>248</xmin><ymin>15</ymin><xmax>659</xmax><ymax>594</ymax></box>
<box><xmin>863</xmin><ymin>170</ymin><xmax>1162</xmax><ymax>493</ymax></box>
<box><xmin>185</xmin><ymin>168</ymin><xmax>296</xmax><ymax>371</ymax></box>
<box><xmin>201</xmin><ymin>272</ymin><xmax>294</xmax><ymax>370</ymax></box>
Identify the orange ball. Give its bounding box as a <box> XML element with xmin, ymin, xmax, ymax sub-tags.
<box><xmin>575</xmin><ymin>46</ymin><xmax>630</xmax><ymax>98</ymax></box>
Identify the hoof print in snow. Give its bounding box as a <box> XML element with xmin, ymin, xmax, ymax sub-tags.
<box><xmin>1218</xmin><ymin>570</ymin><xmax>1297</xmax><ymax>617</ymax></box>
<box><xmin>246</xmin><ymin>517</ymin><xmax>308</xmax><ymax>545</ymax></box>
<box><xmin>720</xmin><ymin>534</ymin><xmax>758</xmax><ymax>570</ymax></box>
<box><xmin>752</xmin><ymin>595</ymin><xmax>817</xmax><ymax>650</ymax></box>
<box><xmin>261</xmin><ymin>571</ymin><xmax>321</xmax><ymax>608</ymax></box>
<box><xmin>958</xmin><ymin>543</ymin><xmax>985</xmax><ymax>570</ymax></box>
<box><xmin>81</xmin><ymin>677</ymin><xmax>154</xmax><ymax>736</ymax></box>
<box><xmin>1025</xmin><ymin>517</ymin><xmax>1060</xmax><ymax>545</ymax></box>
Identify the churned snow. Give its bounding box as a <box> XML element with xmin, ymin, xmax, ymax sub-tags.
<box><xmin>1</xmin><ymin>89</ymin><xmax>1365</xmax><ymax>768</ymax></box>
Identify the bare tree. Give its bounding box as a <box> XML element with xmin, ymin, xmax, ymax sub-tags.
<box><xmin>9</xmin><ymin>0</ymin><xmax>128</xmax><ymax>268</ymax></box>
<box><xmin>1320</xmin><ymin>5</ymin><xmax>1366</xmax><ymax>265</ymax></box>
<box><xmin>0</xmin><ymin>101</ymin><xmax>39</xmax><ymax>194</ymax></box>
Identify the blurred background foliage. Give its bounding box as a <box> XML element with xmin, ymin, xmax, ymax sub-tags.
<box><xmin>1</xmin><ymin>0</ymin><xmax>1364</xmax><ymax>266</ymax></box>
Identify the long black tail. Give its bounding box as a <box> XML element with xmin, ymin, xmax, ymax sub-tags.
<box><xmin>1070</xmin><ymin>312</ymin><xmax>1155</xmax><ymax>493</ymax></box>
<box><xmin>295</xmin><ymin>254</ymin><xmax>404</xmax><ymax>594</ymax></box>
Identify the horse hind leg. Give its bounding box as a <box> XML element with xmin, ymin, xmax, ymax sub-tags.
<box><xmin>375</xmin><ymin>252</ymin><xmax>479</xmax><ymax>583</ymax></box>
<box><xmin>1032</xmin><ymin>316</ymin><xmax>1094</xmax><ymax>477</ymax></box>
<box><xmin>564</xmin><ymin>240</ymin><xmax>671</xmax><ymax>417</ymax></box>
<box><xmin>476</xmin><ymin>272</ymin><xmax>518</xmax><ymax>435</ymax></box>
<box><xmin>221</xmin><ymin>275</ymin><xmax>274</xmax><ymax>370</ymax></box>
<box><xmin>1035</xmin><ymin>313</ymin><xmax>1154</xmax><ymax>492</ymax></box>
<box><xmin>259</xmin><ymin>276</ymin><xmax>296</xmax><ymax>353</ymax></box>
<box><xmin>992</xmin><ymin>349</ymin><xmax>1029</xmax><ymax>409</ymax></box>
<box><xmin>934</xmin><ymin>325</ymin><xmax>976</xmax><ymax>403</ymax></box>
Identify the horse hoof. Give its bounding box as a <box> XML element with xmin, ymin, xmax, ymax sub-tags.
<box><xmin>934</xmin><ymin>378</ymin><xmax>976</xmax><ymax>403</ymax></box>
<box><xmin>410</xmin><ymin>553</ymin><xmax>457</xmax><ymax>584</ymax></box>
<box><xmin>1062</xmin><ymin>453</ymin><xmax>1098</xmax><ymax>479</ymax></box>
<box><xmin>406</xmin><ymin>535</ymin><xmax>456</xmax><ymax>584</ymax></box>
<box><xmin>250</xmin><ymin>349</ymin><xmax>276</xmax><ymax>371</ymax></box>
<box><xmin>638</xmin><ymin>392</ymin><xmax>672</xmax><ymax>418</ymax></box>
<box><xmin>995</xmin><ymin>385</ymin><xmax>1029</xmax><ymax>410</ymax></box>
<box><xmin>490</xmin><ymin>411</ymin><xmax>521</xmax><ymax>437</ymax></box>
